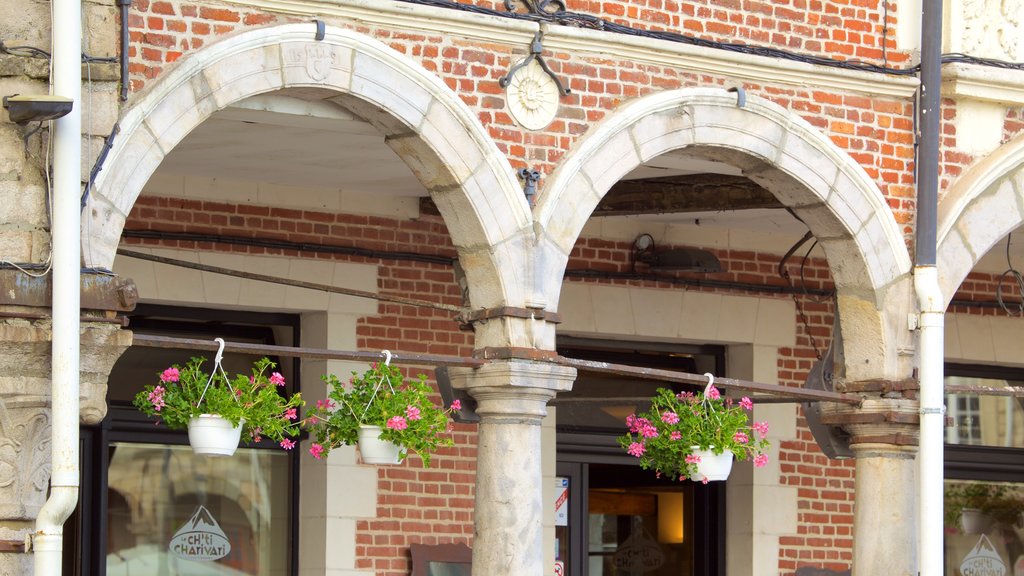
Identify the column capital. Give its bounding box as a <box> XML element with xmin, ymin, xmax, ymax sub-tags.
<box><xmin>448</xmin><ymin>361</ymin><xmax>576</xmax><ymax>422</ymax></box>
<box><xmin>821</xmin><ymin>394</ymin><xmax>920</xmax><ymax>450</ymax></box>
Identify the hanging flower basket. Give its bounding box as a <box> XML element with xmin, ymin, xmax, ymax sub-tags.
<box><xmin>133</xmin><ymin>338</ymin><xmax>304</xmax><ymax>456</ymax></box>
<box><xmin>689</xmin><ymin>447</ymin><xmax>734</xmax><ymax>482</ymax></box>
<box><xmin>188</xmin><ymin>415</ymin><xmax>244</xmax><ymax>457</ymax></box>
<box><xmin>618</xmin><ymin>373</ymin><xmax>770</xmax><ymax>483</ymax></box>
<box><xmin>357</xmin><ymin>424</ymin><xmax>406</xmax><ymax>465</ymax></box>
<box><xmin>304</xmin><ymin>351</ymin><xmax>461</xmax><ymax>467</ymax></box>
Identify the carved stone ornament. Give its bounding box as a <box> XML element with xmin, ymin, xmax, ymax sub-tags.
<box><xmin>505</xmin><ymin>60</ymin><xmax>560</xmax><ymax>131</ymax></box>
<box><xmin>959</xmin><ymin>0</ymin><xmax>1023</xmax><ymax>61</ymax></box>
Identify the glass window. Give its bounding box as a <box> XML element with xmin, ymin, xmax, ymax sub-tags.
<box><xmin>945</xmin><ymin>365</ymin><xmax>1024</xmax><ymax>576</ymax></box>
<box><xmin>944</xmin><ymin>479</ymin><xmax>1024</xmax><ymax>575</ymax></box>
<box><xmin>946</xmin><ymin>375</ymin><xmax>1024</xmax><ymax>448</ymax></box>
<box><xmin>106</xmin><ymin>443</ymin><xmax>291</xmax><ymax>575</ymax></box>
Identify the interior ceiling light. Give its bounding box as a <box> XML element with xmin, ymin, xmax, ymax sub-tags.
<box><xmin>632</xmin><ymin>233</ymin><xmax>723</xmax><ymax>273</ymax></box>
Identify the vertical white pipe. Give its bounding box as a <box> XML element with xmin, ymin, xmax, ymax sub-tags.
<box><xmin>34</xmin><ymin>0</ymin><xmax>81</xmax><ymax>572</ymax></box>
<box><xmin>915</xmin><ymin>266</ymin><xmax>944</xmax><ymax>576</ymax></box>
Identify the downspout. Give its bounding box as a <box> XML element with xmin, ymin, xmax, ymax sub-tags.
<box><xmin>916</xmin><ymin>2</ymin><xmax>944</xmax><ymax>576</ymax></box>
<box><xmin>33</xmin><ymin>0</ymin><xmax>82</xmax><ymax>571</ymax></box>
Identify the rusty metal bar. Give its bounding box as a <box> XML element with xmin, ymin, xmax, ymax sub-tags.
<box><xmin>116</xmin><ymin>249</ymin><xmax>465</xmax><ymax>315</ymax></box>
<box><xmin>131</xmin><ymin>334</ymin><xmax>486</xmax><ymax>368</ymax></box>
<box><xmin>945</xmin><ymin>384</ymin><xmax>1024</xmax><ymax>397</ymax></box>
<box><xmin>553</xmin><ymin>356</ymin><xmax>863</xmax><ymax>405</ymax></box>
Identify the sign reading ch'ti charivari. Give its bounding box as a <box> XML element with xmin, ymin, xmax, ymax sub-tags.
<box><xmin>169</xmin><ymin>505</ymin><xmax>232</xmax><ymax>561</ymax></box>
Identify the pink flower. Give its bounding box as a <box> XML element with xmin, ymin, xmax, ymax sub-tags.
<box><xmin>701</xmin><ymin>477</ymin><xmax>709</xmax><ymax>485</ymax></box>
<box><xmin>660</xmin><ymin>411</ymin><xmax>680</xmax><ymax>424</ymax></box>
<box><xmin>627</xmin><ymin>442</ymin><xmax>645</xmax><ymax>457</ymax></box>
<box><xmin>406</xmin><ymin>406</ymin><xmax>422</xmax><ymax>420</ymax></box>
<box><xmin>148</xmin><ymin>386</ymin><xmax>166</xmax><ymax>411</ymax></box>
<box><xmin>740</xmin><ymin>396</ymin><xmax>754</xmax><ymax>411</ymax></box>
<box><xmin>250</xmin><ymin>427</ymin><xmax>262</xmax><ymax>443</ymax></box>
<box><xmin>733</xmin><ymin>431</ymin><xmax>749</xmax><ymax>444</ymax></box>
<box><xmin>685</xmin><ymin>453</ymin><xmax>702</xmax><ymax>464</ymax></box>
<box><xmin>160</xmin><ymin>368</ymin><xmax>179</xmax><ymax>383</ymax></box>
<box><xmin>309</xmin><ymin>443</ymin><xmax>324</xmax><ymax>460</ymax></box>
<box><xmin>450</xmin><ymin>399</ymin><xmax>462</xmax><ymax>411</ymax></box>
<box><xmin>706</xmin><ymin>385</ymin><xmax>721</xmax><ymax>400</ymax></box>
<box><xmin>387</xmin><ymin>415</ymin><xmax>408</xmax><ymax>430</ymax></box>
<box><xmin>626</xmin><ymin>415</ymin><xmax>658</xmax><ymax>438</ymax></box>
<box><xmin>670</xmin><ymin>431</ymin><xmax>682</xmax><ymax>441</ymax></box>
<box><xmin>754</xmin><ymin>453</ymin><xmax>769</xmax><ymax>468</ymax></box>
<box><xmin>270</xmin><ymin>372</ymin><xmax>286</xmax><ymax>386</ymax></box>
<box><xmin>280</xmin><ymin>438</ymin><xmax>295</xmax><ymax>450</ymax></box>
<box><xmin>753</xmin><ymin>421</ymin><xmax>770</xmax><ymax>439</ymax></box>
<box><xmin>283</xmin><ymin>408</ymin><xmax>297</xmax><ymax>420</ymax></box>
<box><xmin>234</xmin><ymin>388</ymin><xmax>243</xmax><ymax>398</ymax></box>
<box><xmin>676</xmin><ymin>391</ymin><xmax>695</xmax><ymax>403</ymax></box>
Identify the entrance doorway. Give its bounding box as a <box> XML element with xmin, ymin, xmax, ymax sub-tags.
<box><xmin>555</xmin><ymin>339</ymin><xmax>726</xmax><ymax>576</ymax></box>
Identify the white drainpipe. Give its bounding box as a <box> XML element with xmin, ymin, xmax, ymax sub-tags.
<box><xmin>33</xmin><ymin>0</ymin><xmax>82</xmax><ymax>571</ymax></box>
<box><xmin>915</xmin><ymin>265</ymin><xmax>944</xmax><ymax>576</ymax></box>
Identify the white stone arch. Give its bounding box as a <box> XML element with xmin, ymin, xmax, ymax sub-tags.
<box><xmin>84</xmin><ymin>23</ymin><xmax>531</xmax><ymax>310</ymax></box>
<box><xmin>536</xmin><ymin>88</ymin><xmax>913</xmax><ymax>379</ymax></box>
<box><xmin>937</xmin><ymin>132</ymin><xmax>1024</xmax><ymax>308</ymax></box>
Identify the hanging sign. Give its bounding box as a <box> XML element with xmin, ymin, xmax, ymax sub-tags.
<box><xmin>960</xmin><ymin>534</ymin><xmax>1007</xmax><ymax>576</ymax></box>
<box><xmin>169</xmin><ymin>505</ymin><xmax>232</xmax><ymax>561</ymax></box>
<box><xmin>554</xmin><ymin>477</ymin><xmax>569</xmax><ymax>527</ymax></box>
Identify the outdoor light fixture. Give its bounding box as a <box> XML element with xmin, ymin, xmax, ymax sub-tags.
<box><xmin>633</xmin><ymin>234</ymin><xmax>723</xmax><ymax>273</ymax></box>
<box><xmin>435</xmin><ymin>366</ymin><xmax>480</xmax><ymax>424</ymax></box>
<box><xmin>3</xmin><ymin>94</ymin><xmax>73</xmax><ymax>124</ymax></box>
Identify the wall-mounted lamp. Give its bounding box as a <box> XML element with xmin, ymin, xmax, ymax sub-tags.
<box><xmin>3</xmin><ymin>94</ymin><xmax>73</xmax><ymax>124</ymax></box>
<box><xmin>633</xmin><ymin>234</ymin><xmax>722</xmax><ymax>273</ymax></box>
<box><xmin>435</xmin><ymin>366</ymin><xmax>480</xmax><ymax>424</ymax></box>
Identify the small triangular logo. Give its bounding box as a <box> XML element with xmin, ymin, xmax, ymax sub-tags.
<box><xmin>169</xmin><ymin>505</ymin><xmax>232</xmax><ymax>561</ymax></box>
<box><xmin>960</xmin><ymin>534</ymin><xmax>1006</xmax><ymax>576</ymax></box>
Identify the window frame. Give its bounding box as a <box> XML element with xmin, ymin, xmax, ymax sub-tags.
<box><xmin>67</xmin><ymin>304</ymin><xmax>302</xmax><ymax>576</ymax></box>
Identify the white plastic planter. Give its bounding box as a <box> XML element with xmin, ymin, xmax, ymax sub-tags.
<box><xmin>358</xmin><ymin>425</ymin><xmax>405</xmax><ymax>465</ymax></box>
<box><xmin>691</xmin><ymin>447</ymin><xmax>734</xmax><ymax>482</ymax></box>
<box><xmin>188</xmin><ymin>414</ymin><xmax>243</xmax><ymax>457</ymax></box>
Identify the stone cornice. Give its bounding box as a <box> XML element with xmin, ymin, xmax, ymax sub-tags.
<box><xmin>942</xmin><ymin>62</ymin><xmax>1024</xmax><ymax>106</ymax></box>
<box><xmin>231</xmin><ymin>0</ymin><xmax>920</xmax><ymax>98</ymax></box>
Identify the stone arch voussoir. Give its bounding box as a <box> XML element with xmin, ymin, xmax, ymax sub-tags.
<box><xmin>85</xmin><ymin>23</ymin><xmax>530</xmax><ymax>310</ymax></box>
<box><xmin>538</xmin><ymin>87</ymin><xmax>913</xmax><ymax>379</ymax></box>
<box><xmin>938</xmin><ymin>132</ymin><xmax>1024</xmax><ymax>309</ymax></box>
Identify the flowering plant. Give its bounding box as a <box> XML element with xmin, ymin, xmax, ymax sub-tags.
<box><xmin>618</xmin><ymin>378</ymin><xmax>770</xmax><ymax>482</ymax></box>
<box><xmin>133</xmin><ymin>356</ymin><xmax>305</xmax><ymax>449</ymax></box>
<box><xmin>303</xmin><ymin>361</ymin><xmax>458</xmax><ymax>466</ymax></box>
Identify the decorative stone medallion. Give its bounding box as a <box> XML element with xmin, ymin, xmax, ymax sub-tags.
<box><xmin>505</xmin><ymin>60</ymin><xmax>560</xmax><ymax>131</ymax></box>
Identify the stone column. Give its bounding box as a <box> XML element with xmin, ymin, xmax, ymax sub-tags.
<box><xmin>0</xmin><ymin>316</ymin><xmax>131</xmax><ymax>572</ymax></box>
<box><xmin>824</xmin><ymin>390</ymin><xmax>919</xmax><ymax>576</ymax></box>
<box><xmin>448</xmin><ymin>361</ymin><xmax>575</xmax><ymax>576</ymax></box>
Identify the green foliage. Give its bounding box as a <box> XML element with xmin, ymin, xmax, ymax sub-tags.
<box><xmin>617</xmin><ymin>384</ymin><xmax>771</xmax><ymax>481</ymax></box>
<box><xmin>304</xmin><ymin>362</ymin><xmax>456</xmax><ymax>467</ymax></box>
<box><xmin>132</xmin><ymin>356</ymin><xmax>304</xmax><ymax>448</ymax></box>
<box><xmin>945</xmin><ymin>482</ymin><xmax>1024</xmax><ymax>530</ymax></box>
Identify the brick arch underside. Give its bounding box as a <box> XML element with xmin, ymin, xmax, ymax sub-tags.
<box><xmin>84</xmin><ymin>23</ymin><xmax>532</xmax><ymax>310</ymax></box>
<box><xmin>938</xmin><ymin>133</ymin><xmax>1024</xmax><ymax>309</ymax></box>
<box><xmin>537</xmin><ymin>88</ymin><xmax>913</xmax><ymax>379</ymax></box>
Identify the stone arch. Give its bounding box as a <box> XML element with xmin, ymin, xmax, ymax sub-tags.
<box><xmin>937</xmin><ymin>132</ymin><xmax>1024</xmax><ymax>308</ymax></box>
<box><xmin>536</xmin><ymin>88</ymin><xmax>913</xmax><ymax>379</ymax></box>
<box><xmin>84</xmin><ymin>23</ymin><xmax>531</xmax><ymax>310</ymax></box>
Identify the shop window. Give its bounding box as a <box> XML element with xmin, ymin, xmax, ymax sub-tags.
<box><xmin>945</xmin><ymin>364</ymin><xmax>1024</xmax><ymax>575</ymax></box>
<box><xmin>555</xmin><ymin>338</ymin><xmax>726</xmax><ymax>576</ymax></box>
<box><xmin>67</xmin><ymin>305</ymin><xmax>301</xmax><ymax>575</ymax></box>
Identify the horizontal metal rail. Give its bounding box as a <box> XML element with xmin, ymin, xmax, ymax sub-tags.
<box><xmin>552</xmin><ymin>356</ymin><xmax>864</xmax><ymax>405</ymax></box>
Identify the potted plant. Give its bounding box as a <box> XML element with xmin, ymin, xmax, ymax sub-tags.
<box><xmin>945</xmin><ymin>482</ymin><xmax>1024</xmax><ymax>534</ymax></box>
<box><xmin>303</xmin><ymin>358</ymin><xmax>459</xmax><ymax>466</ymax></box>
<box><xmin>133</xmin><ymin>354</ymin><xmax>304</xmax><ymax>457</ymax></box>
<box><xmin>617</xmin><ymin>375</ymin><xmax>770</xmax><ymax>482</ymax></box>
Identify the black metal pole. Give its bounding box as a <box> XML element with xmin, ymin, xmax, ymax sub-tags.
<box><xmin>117</xmin><ymin>0</ymin><xmax>131</xmax><ymax>101</ymax></box>
<box><xmin>917</xmin><ymin>2</ymin><xmax>941</xmax><ymax>265</ymax></box>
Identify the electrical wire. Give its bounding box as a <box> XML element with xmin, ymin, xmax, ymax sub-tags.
<box><xmin>395</xmin><ymin>0</ymin><xmax>1024</xmax><ymax>76</ymax></box>
<box><xmin>997</xmin><ymin>232</ymin><xmax>1024</xmax><ymax>316</ymax></box>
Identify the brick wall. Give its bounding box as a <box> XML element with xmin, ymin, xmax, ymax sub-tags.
<box><xmin>124</xmin><ymin>1</ymin><xmax>923</xmax><ymax>231</ymax></box>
